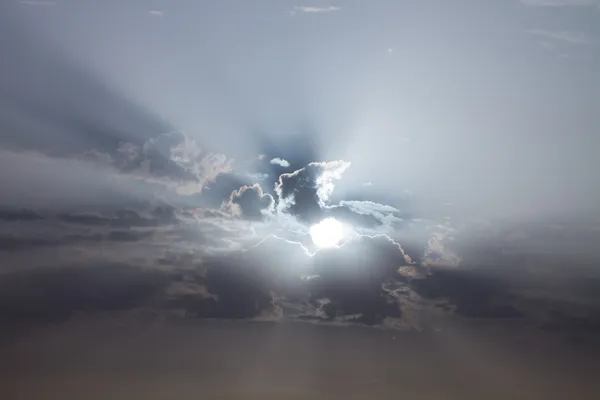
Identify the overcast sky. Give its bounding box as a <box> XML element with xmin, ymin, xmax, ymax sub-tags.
<box><xmin>1</xmin><ymin>1</ymin><xmax>600</xmax><ymax>373</ymax></box>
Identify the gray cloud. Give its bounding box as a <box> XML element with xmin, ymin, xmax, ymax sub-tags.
<box><xmin>0</xmin><ymin>149</ymin><xmax>151</xmax><ymax>209</ymax></box>
<box><xmin>2</xmin><ymin>205</ymin><xmax>600</xmax><ymax>336</ymax></box>
<box><xmin>330</xmin><ymin>200</ymin><xmax>402</xmax><ymax>228</ymax></box>
<box><xmin>222</xmin><ymin>184</ymin><xmax>275</xmax><ymax>221</ymax></box>
<box><xmin>0</xmin><ymin>132</ymin><xmax>232</xmax><ymax>212</ymax></box>
<box><xmin>0</xmin><ymin>208</ymin><xmax>43</xmax><ymax>221</ymax></box>
<box><xmin>95</xmin><ymin>131</ymin><xmax>233</xmax><ymax>195</ymax></box>
<box><xmin>275</xmin><ymin>160</ymin><xmax>350</xmax><ymax>223</ymax></box>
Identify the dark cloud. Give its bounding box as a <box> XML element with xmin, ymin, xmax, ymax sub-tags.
<box><xmin>307</xmin><ymin>235</ymin><xmax>415</xmax><ymax>324</ymax></box>
<box><xmin>0</xmin><ymin>208</ymin><xmax>43</xmax><ymax>221</ymax></box>
<box><xmin>84</xmin><ymin>131</ymin><xmax>233</xmax><ymax>194</ymax></box>
<box><xmin>0</xmin><ymin>263</ymin><xmax>169</xmax><ymax>337</ymax></box>
<box><xmin>222</xmin><ymin>184</ymin><xmax>274</xmax><ymax>221</ymax></box>
<box><xmin>201</xmin><ymin>260</ymin><xmax>280</xmax><ymax>319</ymax></box>
<box><xmin>2</xmin><ymin>222</ymin><xmax>600</xmax><ymax>338</ymax></box>
<box><xmin>409</xmin><ymin>267</ymin><xmax>523</xmax><ymax>318</ymax></box>
<box><xmin>0</xmin><ymin>207</ymin><xmax>180</xmax><ymax>253</ymax></box>
<box><xmin>275</xmin><ymin>160</ymin><xmax>350</xmax><ymax>224</ymax></box>
<box><xmin>0</xmin><ymin>235</ymin><xmax>61</xmax><ymax>252</ymax></box>
<box><xmin>272</xmin><ymin>161</ymin><xmax>404</xmax><ymax>230</ymax></box>
<box><xmin>0</xmin><ymin>230</ymin><xmax>154</xmax><ymax>252</ymax></box>
<box><xmin>57</xmin><ymin>206</ymin><xmax>178</xmax><ymax>227</ymax></box>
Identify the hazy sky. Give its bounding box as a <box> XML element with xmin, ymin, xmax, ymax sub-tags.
<box><xmin>2</xmin><ymin>0</ymin><xmax>599</xmax><ymax>218</ymax></box>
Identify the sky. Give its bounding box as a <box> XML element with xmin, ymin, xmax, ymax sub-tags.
<box><xmin>1</xmin><ymin>1</ymin><xmax>600</xmax><ymax>396</ymax></box>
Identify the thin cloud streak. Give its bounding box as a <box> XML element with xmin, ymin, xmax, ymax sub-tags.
<box><xmin>521</xmin><ymin>0</ymin><xmax>598</xmax><ymax>6</ymax></box>
<box><xmin>529</xmin><ymin>29</ymin><xmax>590</xmax><ymax>44</ymax></box>
<box><xmin>292</xmin><ymin>6</ymin><xmax>341</xmax><ymax>14</ymax></box>
<box><xmin>18</xmin><ymin>0</ymin><xmax>56</xmax><ymax>6</ymax></box>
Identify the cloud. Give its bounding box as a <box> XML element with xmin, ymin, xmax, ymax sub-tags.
<box><xmin>528</xmin><ymin>29</ymin><xmax>590</xmax><ymax>44</ymax></box>
<box><xmin>3</xmin><ymin>203</ymin><xmax>600</xmax><ymax>336</ymax></box>
<box><xmin>0</xmin><ymin>208</ymin><xmax>43</xmax><ymax>221</ymax></box>
<box><xmin>222</xmin><ymin>184</ymin><xmax>275</xmax><ymax>221</ymax></box>
<box><xmin>422</xmin><ymin>229</ymin><xmax>461</xmax><ymax>267</ymax></box>
<box><xmin>293</xmin><ymin>6</ymin><xmax>341</xmax><ymax>14</ymax></box>
<box><xmin>275</xmin><ymin>160</ymin><xmax>350</xmax><ymax>223</ymax></box>
<box><xmin>270</xmin><ymin>157</ymin><xmax>290</xmax><ymax>168</ymax></box>
<box><xmin>57</xmin><ymin>206</ymin><xmax>179</xmax><ymax>227</ymax></box>
<box><xmin>331</xmin><ymin>200</ymin><xmax>401</xmax><ymax>228</ymax></box>
<box><xmin>520</xmin><ymin>0</ymin><xmax>598</xmax><ymax>6</ymax></box>
<box><xmin>0</xmin><ymin>229</ymin><xmax>157</xmax><ymax>252</ymax></box>
<box><xmin>270</xmin><ymin>161</ymin><xmax>404</xmax><ymax>230</ymax></box>
<box><xmin>0</xmin><ymin>132</ymin><xmax>232</xmax><ymax>212</ymax></box>
<box><xmin>304</xmin><ymin>235</ymin><xmax>416</xmax><ymax>325</ymax></box>
<box><xmin>82</xmin><ymin>131</ymin><xmax>234</xmax><ymax>195</ymax></box>
<box><xmin>148</xmin><ymin>10</ymin><xmax>164</xmax><ymax>17</ymax></box>
<box><xmin>0</xmin><ymin>263</ymin><xmax>168</xmax><ymax>331</ymax></box>
<box><xmin>197</xmin><ymin>172</ymin><xmax>252</xmax><ymax>209</ymax></box>
<box><xmin>0</xmin><ymin>206</ymin><xmax>184</xmax><ymax>252</ymax></box>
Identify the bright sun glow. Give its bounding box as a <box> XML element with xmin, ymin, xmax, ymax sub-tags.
<box><xmin>310</xmin><ymin>218</ymin><xmax>344</xmax><ymax>248</ymax></box>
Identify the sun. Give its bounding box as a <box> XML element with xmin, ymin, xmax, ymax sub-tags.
<box><xmin>310</xmin><ymin>218</ymin><xmax>344</xmax><ymax>248</ymax></box>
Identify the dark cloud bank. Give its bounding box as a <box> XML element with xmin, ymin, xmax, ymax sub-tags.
<box><xmin>3</xmin><ymin>157</ymin><xmax>600</xmax><ymax>344</ymax></box>
<box><xmin>1</xmin><ymin>105</ymin><xmax>599</xmax><ymax>345</ymax></box>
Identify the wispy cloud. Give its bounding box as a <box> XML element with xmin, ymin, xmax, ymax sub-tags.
<box><xmin>270</xmin><ymin>158</ymin><xmax>290</xmax><ymax>168</ymax></box>
<box><xmin>529</xmin><ymin>29</ymin><xmax>590</xmax><ymax>44</ymax></box>
<box><xmin>18</xmin><ymin>0</ymin><xmax>56</xmax><ymax>6</ymax></box>
<box><xmin>520</xmin><ymin>0</ymin><xmax>598</xmax><ymax>6</ymax></box>
<box><xmin>292</xmin><ymin>5</ymin><xmax>341</xmax><ymax>14</ymax></box>
<box><xmin>148</xmin><ymin>10</ymin><xmax>164</xmax><ymax>17</ymax></box>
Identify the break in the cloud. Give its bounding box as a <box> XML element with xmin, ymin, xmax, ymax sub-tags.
<box><xmin>148</xmin><ymin>10</ymin><xmax>164</xmax><ymax>17</ymax></box>
<box><xmin>292</xmin><ymin>6</ymin><xmax>341</xmax><ymax>14</ymax></box>
<box><xmin>529</xmin><ymin>29</ymin><xmax>590</xmax><ymax>44</ymax></box>
<box><xmin>270</xmin><ymin>157</ymin><xmax>290</xmax><ymax>168</ymax></box>
<box><xmin>520</xmin><ymin>0</ymin><xmax>598</xmax><ymax>6</ymax></box>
